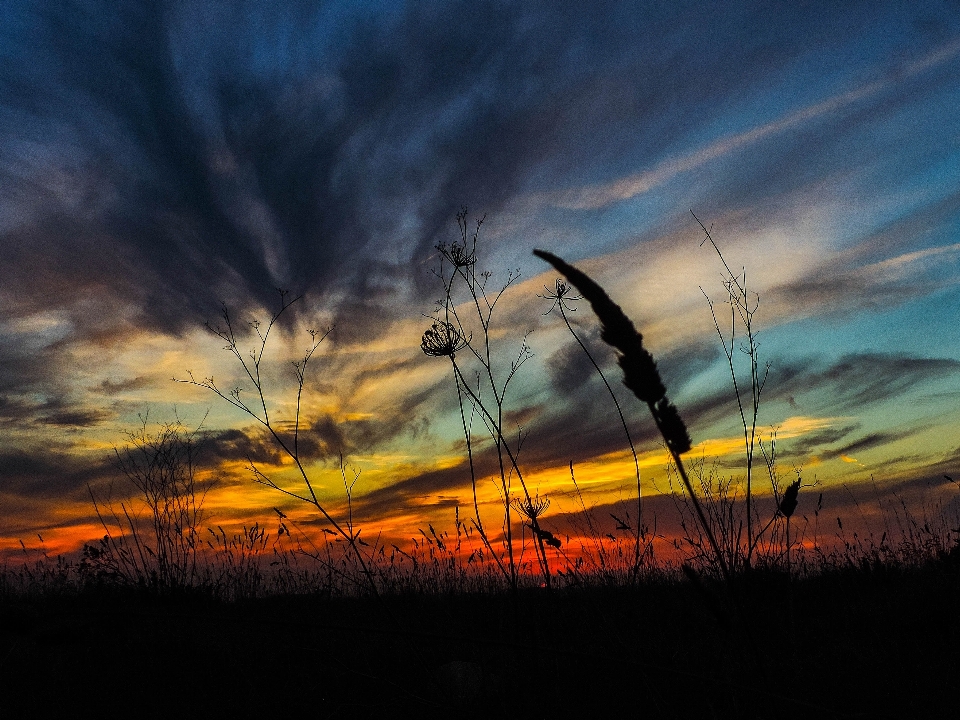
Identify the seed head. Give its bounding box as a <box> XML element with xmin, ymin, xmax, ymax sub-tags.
<box><xmin>512</xmin><ymin>493</ymin><xmax>550</xmax><ymax>521</ymax></box>
<box><xmin>778</xmin><ymin>478</ymin><xmax>801</xmax><ymax>518</ymax></box>
<box><xmin>652</xmin><ymin>399</ymin><xmax>692</xmax><ymax>455</ymax></box>
<box><xmin>421</xmin><ymin>321</ymin><xmax>468</xmax><ymax>358</ymax></box>
<box><xmin>534</xmin><ymin>249</ymin><xmax>691</xmax><ymax>453</ymax></box>
<box><xmin>533</xmin><ymin>249</ymin><xmax>667</xmax><ymax>404</ymax></box>
<box><xmin>539</xmin><ymin>277</ymin><xmax>581</xmax><ymax>314</ymax></box>
<box><xmin>447</xmin><ymin>240</ymin><xmax>477</xmax><ymax>269</ymax></box>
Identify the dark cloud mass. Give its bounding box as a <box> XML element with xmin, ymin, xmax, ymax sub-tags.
<box><xmin>95</xmin><ymin>376</ymin><xmax>151</xmax><ymax>395</ymax></box>
<box><xmin>813</xmin><ymin>430</ymin><xmax>920</xmax><ymax>462</ymax></box>
<box><xmin>655</xmin><ymin>350</ymin><xmax>960</xmax><ymax>452</ymax></box>
<box><xmin>0</xmin><ymin>392</ymin><xmax>113</xmax><ymax>428</ymax></box>
<box><xmin>4</xmin><ymin>1</ymin><xmax>956</xmax><ymax>340</ymax></box>
<box><xmin>2</xmin><ymin>0</ymin><xmax>574</xmax><ymax>336</ymax></box>
<box><xmin>547</xmin><ymin>331</ymin><xmax>602</xmax><ymax>395</ymax></box>
<box><xmin>37</xmin><ymin>408</ymin><xmax>112</xmax><ymax>428</ymax></box>
<box><xmin>787</xmin><ymin>424</ymin><xmax>861</xmax><ymax>456</ymax></box>
<box><xmin>0</xmin><ymin>449</ymin><xmax>112</xmax><ymax>499</ymax></box>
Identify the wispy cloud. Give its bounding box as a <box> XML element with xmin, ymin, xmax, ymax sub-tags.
<box><xmin>776</xmin><ymin>353</ymin><xmax>960</xmax><ymax>412</ymax></box>
<box><xmin>541</xmin><ymin>36</ymin><xmax>960</xmax><ymax>211</ymax></box>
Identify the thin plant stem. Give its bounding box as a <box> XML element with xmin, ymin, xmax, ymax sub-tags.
<box><xmin>693</xmin><ymin>211</ymin><xmax>769</xmax><ymax>571</ymax></box>
<box><xmin>544</xmin><ymin>283</ymin><xmax>646</xmax><ymax>580</ymax></box>
<box><xmin>176</xmin><ymin>291</ymin><xmax>381</xmax><ymax>598</ymax></box>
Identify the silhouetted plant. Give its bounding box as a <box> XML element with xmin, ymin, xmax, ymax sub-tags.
<box><xmin>694</xmin><ymin>212</ymin><xmax>772</xmax><ymax>570</ymax></box>
<box><xmin>553</xmin><ymin>462</ymin><xmax>661</xmax><ymax>588</ymax></box>
<box><xmin>532</xmin><ymin>249</ymin><xmax>738</xmax><ymax>589</ymax></box>
<box><xmin>423</xmin><ymin>209</ymin><xmax>554</xmax><ymax>590</ymax></box>
<box><xmin>3</xmin><ymin>536</ymin><xmax>76</xmax><ymax>597</ymax></box>
<box><xmin>512</xmin><ymin>492</ymin><xmax>560</xmax><ymax>585</ymax></box>
<box><xmin>665</xmin><ymin>456</ymin><xmax>748</xmax><ymax>575</ymax></box>
<box><xmin>85</xmin><ymin>415</ymin><xmax>208</xmax><ymax>591</ymax></box>
<box><xmin>619</xmin><ymin>218</ymin><xmax>806</xmax><ymax>576</ymax></box>
<box><xmin>176</xmin><ymin>290</ymin><xmax>382</xmax><ymax>597</ymax></box>
<box><xmin>663</xmin><ymin>447</ymin><xmax>805</xmax><ymax>575</ymax></box>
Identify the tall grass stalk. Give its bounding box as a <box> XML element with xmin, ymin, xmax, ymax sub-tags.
<box><xmin>533</xmin><ymin>249</ymin><xmax>732</xmax><ymax>584</ymax></box>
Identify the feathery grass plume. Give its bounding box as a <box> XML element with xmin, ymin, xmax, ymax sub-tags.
<box><xmin>533</xmin><ymin>250</ymin><xmax>664</xmax><ymax>403</ymax></box>
<box><xmin>533</xmin><ymin>248</ymin><xmax>732</xmax><ymax>587</ymax></box>
<box><xmin>533</xmin><ymin>249</ymin><xmax>691</xmax><ymax>454</ymax></box>
<box><xmin>778</xmin><ymin>478</ymin><xmax>801</xmax><ymax>518</ymax></box>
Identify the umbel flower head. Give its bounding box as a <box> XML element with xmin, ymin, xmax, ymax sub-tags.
<box><xmin>511</xmin><ymin>494</ymin><xmax>562</xmax><ymax>549</ymax></box>
<box><xmin>512</xmin><ymin>493</ymin><xmax>550</xmax><ymax>521</ymax></box>
<box><xmin>533</xmin><ymin>249</ymin><xmax>691</xmax><ymax>455</ymax></box>
<box><xmin>421</xmin><ymin>321</ymin><xmax>468</xmax><ymax>358</ymax></box>
<box><xmin>445</xmin><ymin>239</ymin><xmax>477</xmax><ymax>269</ymax></box>
<box><xmin>539</xmin><ymin>277</ymin><xmax>581</xmax><ymax>314</ymax></box>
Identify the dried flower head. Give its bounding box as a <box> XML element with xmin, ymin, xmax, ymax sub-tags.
<box><xmin>539</xmin><ymin>277</ymin><xmax>581</xmax><ymax>314</ymax></box>
<box><xmin>421</xmin><ymin>321</ymin><xmax>468</xmax><ymax>358</ymax></box>
<box><xmin>513</xmin><ymin>494</ymin><xmax>561</xmax><ymax>548</ymax></box>
<box><xmin>512</xmin><ymin>493</ymin><xmax>550</xmax><ymax>520</ymax></box>
<box><xmin>447</xmin><ymin>240</ymin><xmax>477</xmax><ymax>268</ymax></box>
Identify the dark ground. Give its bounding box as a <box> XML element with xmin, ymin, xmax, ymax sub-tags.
<box><xmin>1</xmin><ymin>562</ymin><xmax>958</xmax><ymax>719</ymax></box>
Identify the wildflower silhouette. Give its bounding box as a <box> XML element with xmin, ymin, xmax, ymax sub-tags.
<box><xmin>420</xmin><ymin>320</ymin><xmax>468</xmax><ymax>358</ymax></box>
<box><xmin>419</xmin><ymin>211</ymin><xmax>548</xmax><ymax>589</ymax></box>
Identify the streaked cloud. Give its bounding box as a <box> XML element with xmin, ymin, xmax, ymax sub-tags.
<box><xmin>541</xmin><ymin>36</ymin><xmax>960</xmax><ymax>212</ymax></box>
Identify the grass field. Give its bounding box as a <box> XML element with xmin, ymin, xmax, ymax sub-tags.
<box><xmin>2</xmin><ymin>524</ymin><xmax>959</xmax><ymax>719</ymax></box>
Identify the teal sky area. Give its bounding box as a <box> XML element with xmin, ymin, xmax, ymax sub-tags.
<box><xmin>1</xmin><ymin>1</ymin><xmax>958</xmax><ymax>554</ymax></box>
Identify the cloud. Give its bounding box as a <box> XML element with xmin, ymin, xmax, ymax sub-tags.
<box><xmin>813</xmin><ymin>430</ymin><xmax>920</xmax><ymax>463</ymax></box>
<box><xmin>0</xmin><ymin>1</ymin><xmax>589</xmax><ymax>337</ymax></box>
<box><xmin>37</xmin><ymin>408</ymin><xmax>112</xmax><ymax>428</ymax></box>
<box><xmin>95</xmin><ymin>376</ymin><xmax>152</xmax><ymax>395</ymax></box>
<box><xmin>779</xmin><ymin>353</ymin><xmax>960</xmax><ymax>412</ymax></box>
<box><xmin>0</xmin><ymin>392</ymin><xmax>114</xmax><ymax>429</ymax></box>
<box><xmin>351</xmin><ymin>461</ymin><xmax>472</xmax><ymax>526</ymax></box>
<box><xmin>532</xmin><ymin>28</ymin><xmax>960</xmax><ymax>210</ymax></box>
<box><xmin>5</xmin><ymin>1</ymin><xmax>954</xmax><ymax>341</ymax></box>
<box><xmin>771</xmin><ymin>210</ymin><xmax>960</xmax><ymax>321</ymax></box>
<box><xmin>201</xmin><ymin>428</ymin><xmax>287</xmax><ymax>467</ymax></box>
<box><xmin>0</xmin><ymin>449</ymin><xmax>113</xmax><ymax>499</ymax></box>
<box><xmin>787</xmin><ymin>423</ymin><xmax>861</xmax><ymax>456</ymax></box>
<box><xmin>546</xmin><ymin>329</ymin><xmax>603</xmax><ymax>395</ymax></box>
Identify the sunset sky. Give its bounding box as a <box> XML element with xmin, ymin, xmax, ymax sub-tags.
<box><xmin>2</xmin><ymin>1</ymin><xmax>959</xmax><ymax>558</ymax></box>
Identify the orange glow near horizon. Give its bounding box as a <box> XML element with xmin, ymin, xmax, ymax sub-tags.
<box><xmin>0</xmin><ymin>412</ymin><xmax>887</xmax><ymax>562</ymax></box>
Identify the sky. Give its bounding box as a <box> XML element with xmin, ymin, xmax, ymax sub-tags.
<box><xmin>2</xmin><ymin>0</ymin><xmax>959</xmax><ymax>561</ymax></box>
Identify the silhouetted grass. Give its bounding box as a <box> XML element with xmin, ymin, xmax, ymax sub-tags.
<box><xmin>3</xmin><ymin>533</ymin><xmax>960</xmax><ymax>718</ymax></box>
